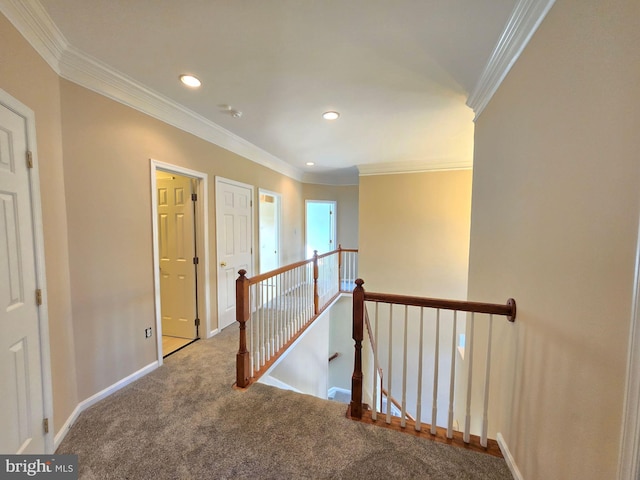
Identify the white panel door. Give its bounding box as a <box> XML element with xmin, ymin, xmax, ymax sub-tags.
<box><xmin>157</xmin><ymin>173</ymin><xmax>197</xmax><ymax>339</ymax></box>
<box><xmin>216</xmin><ymin>178</ymin><xmax>253</xmax><ymax>330</ymax></box>
<box><xmin>0</xmin><ymin>103</ymin><xmax>45</xmax><ymax>453</ymax></box>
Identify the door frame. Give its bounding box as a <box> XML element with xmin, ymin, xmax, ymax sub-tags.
<box><xmin>258</xmin><ymin>188</ymin><xmax>281</xmax><ymax>273</ymax></box>
<box><xmin>150</xmin><ymin>159</ymin><xmax>211</xmax><ymax>366</ymax></box>
<box><xmin>215</xmin><ymin>176</ymin><xmax>255</xmax><ymax>330</ymax></box>
<box><xmin>0</xmin><ymin>88</ymin><xmax>54</xmax><ymax>452</ymax></box>
<box><xmin>305</xmin><ymin>199</ymin><xmax>337</xmax><ymax>257</ymax></box>
<box><xmin>619</xmin><ymin>221</ymin><xmax>640</xmax><ymax>479</ymax></box>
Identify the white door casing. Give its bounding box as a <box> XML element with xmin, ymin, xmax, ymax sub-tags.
<box><xmin>0</xmin><ymin>90</ymin><xmax>52</xmax><ymax>453</ymax></box>
<box><xmin>259</xmin><ymin>189</ymin><xmax>281</xmax><ymax>274</ymax></box>
<box><xmin>151</xmin><ymin>159</ymin><xmax>211</xmax><ymax>366</ymax></box>
<box><xmin>157</xmin><ymin>173</ymin><xmax>197</xmax><ymax>339</ymax></box>
<box><xmin>305</xmin><ymin>200</ymin><xmax>337</xmax><ymax>258</ymax></box>
<box><xmin>216</xmin><ymin>177</ymin><xmax>254</xmax><ymax>331</ymax></box>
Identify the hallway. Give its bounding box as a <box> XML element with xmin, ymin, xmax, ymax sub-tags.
<box><xmin>56</xmin><ymin>325</ymin><xmax>512</xmax><ymax>479</ymax></box>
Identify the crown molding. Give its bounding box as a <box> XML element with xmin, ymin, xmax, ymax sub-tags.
<box><xmin>467</xmin><ymin>0</ymin><xmax>556</xmax><ymax>120</ymax></box>
<box><xmin>0</xmin><ymin>0</ymin><xmax>303</xmax><ymax>182</ymax></box>
<box><xmin>0</xmin><ymin>0</ymin><xmax>67</xmax><ymax>71</ymax></box>
<box><xmin>358</xmin><ymin>159</ymin><xmax>472</xmax><ymax>177</ymax></box>
<box><xmin>301</xmin><ymin>168</ymin><xmax>360</xmax><ymax>186</ymax></box>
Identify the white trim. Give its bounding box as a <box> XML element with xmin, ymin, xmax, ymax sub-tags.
<box><xmin>327</xmin><ymin>386</ymin><xmax>351</xmax><ymax>399</ymax></box>
<box><xmin>497</xmin><ymin>433</ymin><xmax>524</xmax><ymax>480</ymax></box>
<box><xmin>0</xmin><ymin>0</ymin><xmax>303</xmax><ymax>182</ymax></box>
<box><xmin>467</xmin><ymin>0</ymin><xmax>556</xmax><ymax>120</ymax></box>
<box><xmin>150</xmin><ymin>160</ymin><xmax>212</xmax><ymax>367</ymax></box>
<box><xmin>0</xmin><ymin>87</ymin><xmax>55</xmax><ymax>453</ymax></box>
<box><xmin>215</xmin><ymin>176</ymin><xmax>255</xmax><ymax>331</ymax></box>
<box><xmin>258</xmin><ymin>188</ymin><xmax>282</xmax><ymax>273</ymax></box>
<box><xmin>618</xmin><ymin>220</ymin><xmax>640</xmax><ymax>479</ymax></box>
<box><xmin>53</xmin><ymin>361</ymin><xmax>158</xmax><ymax>450</ymax></box>
<box><xmin>305</xmin><ymin>199</ymin><xmax>337</xmax><ymax>258</ymax></box>
<box><xmin>358</xmin><ymin>161</ymin><xmax>472</xmax><ymax>177</ymax></box>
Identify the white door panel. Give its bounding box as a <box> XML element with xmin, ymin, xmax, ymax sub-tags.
<box><xmin>216</xmin><ymin>178</ymin><xmax>253</xmax><ymax>330</ymax></box>
<box><xmin>157</xmin><ymin>173</ymin><xmax>197</xmax><ymax>339</ymax></box>
<box><xmin>0</xmin><ymin>103</ymin><xmax>45</xmax><ymax>453</ymax></box>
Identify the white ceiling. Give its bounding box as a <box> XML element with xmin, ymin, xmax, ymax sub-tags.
<box><xmin>34</xmin><ymin>0</ymin><xmax>518</xmax><ymax>183</ymax></box>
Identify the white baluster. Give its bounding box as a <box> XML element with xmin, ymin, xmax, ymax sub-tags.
<box><xmin>464</xmin><ymin>313</ymin><xmax>475</xmax><ymax>444</ymax></box>
<box><xmin>401</xmin><ymin>305</ymin><xmax>408</xmax><ymax>428</ymax></box>
<box><xmin>386</xmin><ymin>304</ymin><xmax>393</xmax><ymax>424</ymax></box>
<box><xmin>431</xmin><ymin>309</ymin><xmax>440</xmax><ymax>435</ymax></box>
<box><xmin>416</xmin><ymin>307</ymin><xmax>424</xmax><ymax>432</ymax></box>
<box><xmin>447</xmin><ymin>311</ymin><xmax>457</xmax><ymax>439</ymax></box>
<box><xmin>372</xmin><ymin>302</ymin><xmax>379</xmax><ymax>421</ymax></box>
<box><xmin>481</xmin><ymin>314</ymin><xmax>493</xmax><ymax>447</ymax></box>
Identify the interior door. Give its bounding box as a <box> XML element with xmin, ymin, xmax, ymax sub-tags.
<box><xmin>157</xmin><ymin>172</ymin><xmax>197</xmax><ymax>339</ymax></box>
<box><xmin>216</xmin><ymin>178</ymin><xmax>253</xmax><ymax>330</ymax></box>
<box><xmin>0</xmin><ymin>102</ymin><xmax>46</xmax><ymax>453</ymax></box>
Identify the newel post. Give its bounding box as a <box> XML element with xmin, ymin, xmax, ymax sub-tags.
<box><xmin>350</xmin><ymin>278</ymin><xmax>365</xmax><ymax>419</ymax></box>
<box><xmin>236</xmin><ymin>269</ymin><xmax>251</xmax><ymax>388</ymax></box>
<box><xmin>313</xmin><ymin>250</ymin><xmax>319</xmax><ymax>315</ymax></box>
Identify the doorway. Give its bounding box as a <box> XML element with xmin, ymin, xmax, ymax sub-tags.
<box><xmin>0</xmin><ymin>89</ymin><xmax>53</xmax><ymax>453</ymax></box>
<box><xmin>215</xmin><ymin>177</ymin><xmax>254</xmax><ymax>331</ymax></box>
<box><xmin>151</xmin><ymin>160</ymin><xmax>210</xmax><ymax>364</ymax></box>
<box><xmin>259</xmin><ymin>189</ymin><xmax>281</xmax><ymax>274</ymax></box>
<box><xmin>305</xmin><ymin>200</ymin><xmax>336</xmax><ymax>257</ymax></box>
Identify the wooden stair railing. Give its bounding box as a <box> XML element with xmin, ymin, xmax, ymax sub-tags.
<box><xmin>236</xmin><ymin>246</ymin><xmax>358</xmax><ymax>388</ymax></box>
<box><xmin>350</xmin><ymin>278</ymin><xmax>516</xmax><ymax>450</ymax></box>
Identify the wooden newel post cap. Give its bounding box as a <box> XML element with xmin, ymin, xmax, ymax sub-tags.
<box><xmin>507</xmin><ymin>298</ymin><xmax>516</xmax><ymax>322</ymax></box>
<box><xmin>355</xmin><ymin>278</ymin><xmax>364</xmax><ymax>288</ymax></box>
<box><xmin>238</xmin><ymin>269</ymin><xmax>247</xmax><ymax>277</ymax></box>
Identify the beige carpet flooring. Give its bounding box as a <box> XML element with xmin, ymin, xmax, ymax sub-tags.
<box><xmin>56</xmin><ymin>325</ymin><xmax>513</xmax><ymax>479</ymax></box>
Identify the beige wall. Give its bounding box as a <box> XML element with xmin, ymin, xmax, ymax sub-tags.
<box><xmin>301</xmin><ymin>183</ymin><xmax>359</xmax><ymax>250</ymax></box>
<box><xmin>59</xmin><ymin>80</ymin><xmax>307</xmax><ymax>400</ymax></box>
<box><xmin>358</xmin><ymin>170</ymin><xmax>472</xmax><ymax>298</ymax></box>
<box><xmin>468</xmin><ymin>0</ymin><xmax>640</xmax><ymax>478</ymax></box>
<box><xmin>0</xmin><ymin>14</ymin><xmax>78</xmax><ymax>433</ymax></box>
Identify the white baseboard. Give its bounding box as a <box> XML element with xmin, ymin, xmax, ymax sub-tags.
<box><xmin>327</xmin><ymin>386</ymin><xmax>350</xmax><ymax>399</ymax></box>
<box><xmin>207</xmin><ymin>328</ymin><xmax>220</xmax><ymax>338</ymax></box>
<box><xmin>54</xmin><ymin>361</ymin><xmax>159</xmax><ymax>450</ymax></box>
<box><xmin>497</xmin><ymin>433</ymin><xmax>524</xmax><ymax>480</ymax></box>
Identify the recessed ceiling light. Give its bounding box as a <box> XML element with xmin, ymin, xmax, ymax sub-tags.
<box><xmin>180</xmin><ymin>74</ymin><xmax>201</xmax><ymax>88</ymax></box>
<box><xmin>322</xmin><ymin>111</ymin><xmax>340</xmax><ymax>120</ymax></box>
<box><xmin>306</xmin><ymin>162</ymin><xmax>315</xmax><ymax>166</ymax></box>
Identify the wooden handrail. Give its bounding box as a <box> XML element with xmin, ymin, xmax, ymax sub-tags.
<box><xmin>363</xmin><ymin>292</ymin><xmax>516</xmax><ymax>322</ymax></box>
<box><xmin>235</xmin><ymin>247</ymin><xmax>359</xmax><ymax>388</ymax></box>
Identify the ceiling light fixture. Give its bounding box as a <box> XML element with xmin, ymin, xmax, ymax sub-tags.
<box><xmin>322</xmin><ymin>111</ymin><xmax>340</xmax><ymax>120</ymax></box>
<box><xmin>306</xmin><ymin>162</ymin><xmax>315</xmax><ymax>166</ymax></box>
<box><xmin>180</xmin><ymin>74</ymin><xmax>202</xmax><ymax>88</ymax></box>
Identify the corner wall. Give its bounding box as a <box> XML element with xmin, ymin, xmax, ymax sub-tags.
<box><xmin>358</xmin><ymin>170</ymin><xmax>472</xmax><ymax>298</ymax></box>
<box><xmin>0</xmin><ymin>13</ymin><xmax>78</xmax><ymax>433</ymax></box>
<box><xmin>468</xmin><ymin>0</ymin><xmax>640</xmax><ymax>478</ymax></box>
<box><xmin>59</xmin><ymin>80</ymin><xmax>306</xmax><ymax>401</ymax></box>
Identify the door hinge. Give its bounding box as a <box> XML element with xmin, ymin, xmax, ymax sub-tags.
<box><xmin>191</xmin><ymin>193</ymin><xmax>197</xmax><ymax>201</ymax></box>
<box><xmin>195</xmin><ymin>318</ymin><xmax>200</xmax><ymax>327</ymax></box>
<box><xmin>250</xmin><ymin>200</ymin><xmax>253</xmax><ymax>207</ymax></box>
<box><xmin>43</xmin><ymin>418</ymin><xmax>49</xmax><ymax>434</ymax></box>
<box><xmin>35</xmin><ymin>289</ymin><xmax>43</xmax><ymax>306</ymax></box>
<box><xmin>26</xmin><ymin>151</ymin><xmax>33</xmax><ymax>169</ymax></box>
<box><xmin>193</xmin><ymin>257</ymin><xmax>199</xmax><ymax>265</ymax></box>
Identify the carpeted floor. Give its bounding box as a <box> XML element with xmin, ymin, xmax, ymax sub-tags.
<box><xmin>56</xmin><ymin>325</ymin><xmax>513</xmax><ymax>479</ymax></box>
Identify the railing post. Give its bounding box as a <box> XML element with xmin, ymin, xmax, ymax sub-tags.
<box><xmin>350</xmin><ymin>278</ymin><xmax>365</xmax><ymax>419</ymax></box>
<box><xmin>338</xmin><ymin>244</ymin><xmax>343</xmax><ymax>289</ymax></box>
<box><xmin>313</xmin><ymin>250</ymin><xmax>319</xmax><ymax>315</ymax></box>
<box><xmin>236</xmin><ymin>269</ymin><xmax>251</xmax><ymax>388</ymax></box>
